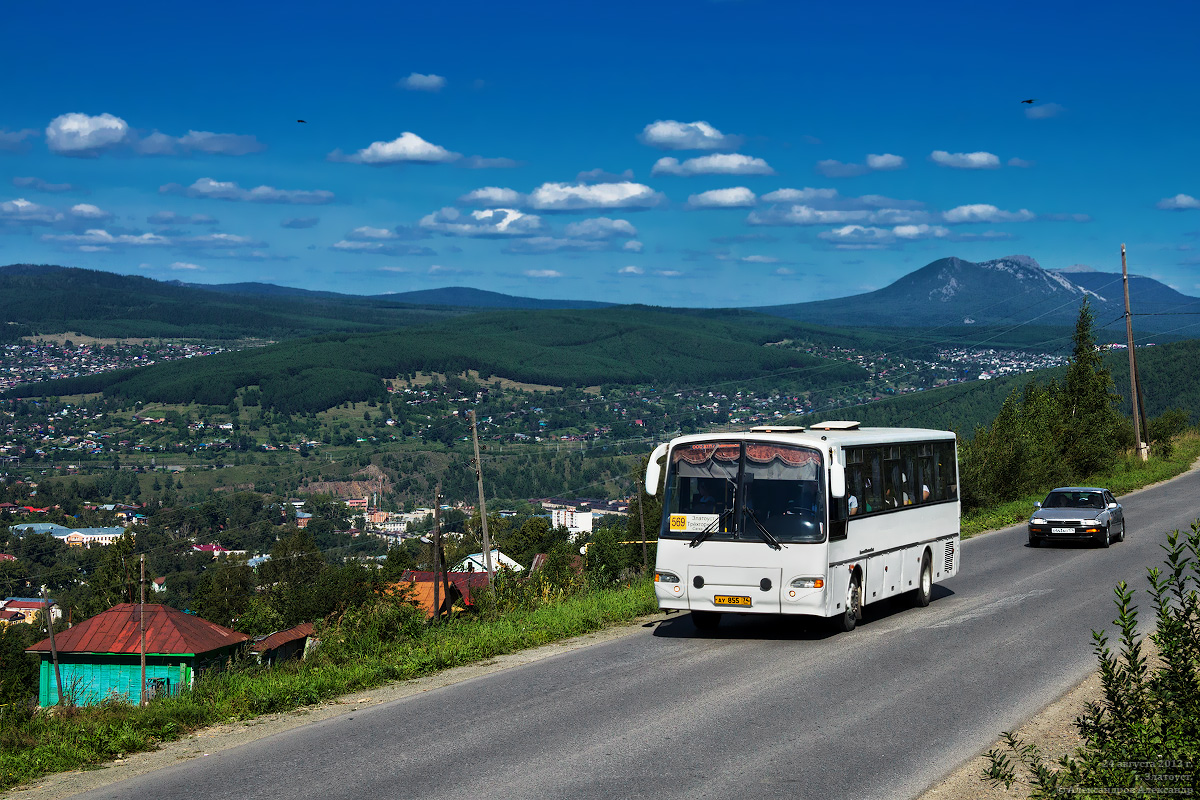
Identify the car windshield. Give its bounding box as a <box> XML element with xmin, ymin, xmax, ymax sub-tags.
<box><xmin>1043</xmin><ymin>491</ymin><xmax>1105</xmax><ymax>509</ymax></box>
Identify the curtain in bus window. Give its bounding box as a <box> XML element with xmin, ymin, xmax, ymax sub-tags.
<box><xmin>883</xmin><ymin>447</ymin><xmax>903</xmax><ymax>509</ymax></box>
<box><xmin>866</xmin><ymin>448</ymin><xmax>883</xmax><ymax>512</ymax></box>
<box><xmin>742</xmin><ymin>443</ymin><xmax>825</xmax><ymax>543</ymax></box>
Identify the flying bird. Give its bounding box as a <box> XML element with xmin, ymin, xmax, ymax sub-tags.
<box><xmin>297</xmin><ymin>119</ymin><xmax>307</xmax><ymax>123</ymax></box>
<box><xmin>1020</xmin><ymin>99</ymin><xmax>1036</xmax><ymax>104</ymax></box>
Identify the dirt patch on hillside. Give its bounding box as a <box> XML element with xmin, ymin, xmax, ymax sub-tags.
<box><xmin>300</xmin><ymin>464</ymin><xmax>390</xmax><ymax>498</ymax></box>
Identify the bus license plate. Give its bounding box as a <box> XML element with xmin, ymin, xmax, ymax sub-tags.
<box><xmin>1052</xmin><ymin>527</ymin><xmax>1074</xmax><ymax>534</ymax></box>
<box><xmin>714</xmin><ymin>595</ymin><xmax>751</xmax><ymax>607</ymax></box>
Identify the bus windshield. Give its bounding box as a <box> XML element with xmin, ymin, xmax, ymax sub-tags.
<box><xmin>661</xmin><ymin>441</ymin><xmax>825</xmax><ymax>544</ymax></box>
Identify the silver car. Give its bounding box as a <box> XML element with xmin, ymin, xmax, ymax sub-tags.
<box><xmin>1028</xmin><ymin>487</ymin><xmax>1126</xmax><ymax>548</ymax></box>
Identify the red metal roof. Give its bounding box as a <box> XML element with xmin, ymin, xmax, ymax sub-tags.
<box><xmin>250</xmin><ymin>622</ymin><xmax>315</xmax><ymax>653</ymax></box>
<box><xmin>401</xmin><ymin>570</ymin><xmax>490</xmax><ymax>604</ymax></box>
<box><xmin>26</xmin><ymin>604</ymin><xmax>249</xmax><ymax>655</ymax></box>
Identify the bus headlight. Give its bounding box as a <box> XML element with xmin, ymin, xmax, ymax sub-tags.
<box><xmin>790</xmin><ymin>577</ymin><xmax>824</xmax><ymax>589</ymax></box>
<box><xmin>655</xmin><ymin>571</ymin><xmax>680</xmax><ymax>584</ymax></box>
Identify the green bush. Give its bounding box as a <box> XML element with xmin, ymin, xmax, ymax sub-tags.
<box><xmin>984</xmin><ymin>520</ymin><xmax>1200</xmax><ymax>797</ymax></box>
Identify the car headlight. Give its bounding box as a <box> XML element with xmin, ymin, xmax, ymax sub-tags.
<box><xmin>790</xmin><ymin>577</ymin><xmax>824</xmax><ymax>589</ymax></box>
<box><xmin>655</xmin><ymin>570</ymin><xmax>680</xmax><ymax>584</ymax></box>
<box><xmin>1081</xmin><ymin>519</ymin><xmax>1099</xmax><ymax>526</ymax></box>
<box><xmin>1031</xmin><ymin>517</ymin><xmax>1047</xmax><ymax>525</ymax></box>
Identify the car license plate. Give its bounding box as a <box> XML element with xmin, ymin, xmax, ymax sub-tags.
<box><xmin>714</xmin><ymin>595</ymin><xmax>751</xmax><ymax>607</ymax></box>
<box><xmin>1052</xmin><ymin>527</ymin><xmax>1074</xmax><ymax>534</ymax></box>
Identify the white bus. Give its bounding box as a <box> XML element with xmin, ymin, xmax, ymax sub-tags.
<box><xmin>644</xmin><ymin>421</ymin><xmax>959</xmax><ymax>631</ymax></box>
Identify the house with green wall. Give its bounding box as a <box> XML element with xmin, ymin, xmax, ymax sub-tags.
<box><xmin>26</xmin><ymin>603</ymin><xmax>249</xmax><ymax>706</ymax></box>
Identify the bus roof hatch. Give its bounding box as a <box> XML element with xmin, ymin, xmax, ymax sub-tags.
<box><xmin>809</xmin><ymin>420</ymin><xmax>861</xmax><ymax>431</ymax></box>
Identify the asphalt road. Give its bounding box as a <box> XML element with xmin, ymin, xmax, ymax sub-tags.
<box><xmin>75</xmin><ymin>470</ymin><xmax>1200</xmax><ymax>800</ymax></box>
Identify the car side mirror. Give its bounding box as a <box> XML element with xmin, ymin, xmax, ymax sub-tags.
<box><xmin>1034</xmin><ymin>501</ymin><xmax>1042</xmax><ymax>509</ymax></box>
<box><xmin>1108</xmin><ymin>502</ymin><xmax>1118</xmax><ymax>509</ymax></box>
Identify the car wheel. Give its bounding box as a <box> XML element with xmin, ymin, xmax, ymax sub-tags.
<box><xmin>691</xmin><ymin>610</ymin><xmax>720</xmax><ymax>631</ymax></box>
<box><xmin>1117</xmin><ymin>520</ymin><xmax>1126</xmax><ymax>542</ymax></box>
<box><xmin>912</xmin><ymin>552</ymin><xmax>932</xmax><ymax>607</ymax></box>
<box><xmin>1097</xmin><ymin>525</ymin><xmax>1111</xmax><ymax>548</ymax></box>
<box><xmin>1028</xmin><ymin>535</ymin><xmax>1040</xmax><ymax>548</ymax></box>
<box><xmin>835</xmin><ymin>574</ymin><xmax>861</xmax><ymax>633</ymax></box>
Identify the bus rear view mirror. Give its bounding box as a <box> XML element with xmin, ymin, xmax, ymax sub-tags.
<box><xmin>645</xmin><ymin>442</ymin><xmax>668</xmax><ymax>496</ymax></box>
<box><xmin>830</xmin><ymin>463</ymin><xmax>846</xmax><ymax>499</ymax></box>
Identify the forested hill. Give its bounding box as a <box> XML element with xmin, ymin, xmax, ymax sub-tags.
<box><xmin>0</xmin><ymin>265</ymin><xmax>473</xmax><ymax>340</ymax></box>
<box><xmin>187</xmin><ymin>282</ymin><xmax>613</xmax><ymax>310</ymax></box>
<box><xmin>6</xmin><ymin>306</ymin><xmax>869</xmax><ymax>413</ymax></box>
<box><xmin>801</xmin><ymin>338</ymin><xmax>1200</xmax><ymax>435</ymax></box>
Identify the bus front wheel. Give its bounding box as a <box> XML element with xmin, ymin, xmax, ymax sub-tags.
<box><xmin>691</xmin><ymin>610</ymin><xmax>720</xmax><ymax>631</ymax></box>
<box><xmin>913</xmin><ymin>552</ymin><xmax>932</xmax><ymax>607</ymax></box>
<box><xmin>835</xmin><ymin>575</ymin><xmax>861</xmax><ymax>633</ymax></box>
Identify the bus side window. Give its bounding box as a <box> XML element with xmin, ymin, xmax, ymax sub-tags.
<box><xmin>866</xmin><ymin>447</ymin><xmax>883</xmax><ymax>512</ymax></box>
<box><xmin>829</xmin><ymin>495</ymin><xmax>848</xmax><ymax>540</ymax></box>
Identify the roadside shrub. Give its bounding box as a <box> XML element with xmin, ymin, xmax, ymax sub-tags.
<box><xmin>984</xmin><ymin>519</ymin><xmax>1200</xmax><ymax>796</ymax></box>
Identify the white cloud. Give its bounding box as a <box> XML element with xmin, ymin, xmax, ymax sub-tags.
<box><xmin>930</xmin><ymin>150</ymin><xmax>1001</xmax><ymax>169</ymax></box>
<box><xmin>1157</xmin><ymin>194</ymin><xmax>1200</xmax><ymax>210</ymax></box>
<box><xmin>563</xmin><ymin>217</ymin><xmax>638</xmax><ymax>239</ymax></box>
<box><xmin>42</xmin><ymin>228</ymin><xmax>172</xmax><ymax>247</ymax></box>
<box><xmin>0</xmin><ymin>198</ymin><xmax>63</xmax><ymax>225</ymax></box>
<box><xmin>281</xmin><ymin>217</ymin><xmax>319</xmax><ymax>229</ymax></box>
<box><xmin>399</xmin><ymin>73</ymin><xmax>447</xmax><ymax>91</ymax></box>
<box><xmin>748</xmin><ymin>206</ymin><xmax>870</xmax><ymax>225</ymax></box>
<box><xmin>459</xmin><ymin>186</ymin><xmax>524</xmax><ymax>206</ymax></box>
<box><xmin>524</xmin><ymin>269</ymin><xmax>563</xmax><ymax>278</ymax></box>
<box><xmin>866</xmin><ymin>153</ymin><xmax>905</xmax><ymax>170</ymax></box>
<box><xmin>623</xmin><ymin>240</ymin><xmax>643</xmax><ymax>253</ymax></box>
<box><xmin>761</xmin><ymin>187</ymin><xmax>839</xmax><ymax>203</ymax></box>
<box><xmin>656</xmin><ymin>270</ymin><xmax>684</xmax><ymax>278</ymax></box>
<box><xmin>618</xmin><ymin>265</ymin><xmax>645</xmax><ymax>275</ymax></box>
<box><xmin>346</xmin><ymin>226</ymin><xmax>398</xmax><ymax>240</ymax></box>
<box><xmin>1024</xmin><ymin>103</ymin><xmax>1064</xmax><ymax>119</ymax></box>
<box><xmin>0</xmin><ymin>128</ymin><xmax>38</xmax><ymax>152</ymax></box>
<box><xmin>458</xmin><ymin>156</ymin><xmax>521</xmax><ymax>169</ymax></box>
<box><xmin>528</xmin><ymin>181</ymin><xmax>665</xmax><ymax>211</ymax></box>
<box><xmin>169</xmin><ymin>261</ymin><xmax>203</xmax><ymax>270</ymax></box>
<box><xmin>942</xmin><ymin>203</ymin><xmax>1035</xmax><ymax>223</ymax></box>
<box><xmin>1007</xmin><ymin>157</ymin><xmax>1035</xmax><ymax>168</ymax></box>
<box><xmin>818</xmin><ymin>223</ymin><xmax>955</xmax><ymax>250</ymax></box>
<box><xmin>162</xmin><ymin>177</ymin><xmax>335</xmax><ymax>204</ymax></box>
<box><xmin>638</xmin><ymin>120</ymin><xmax>741</xmax><ymax>150</ymax></box>
<box><xmin>503</xmin><ymin>237</ymin><xmax>610</xmax><ymax>254</ymax></box>
<box><xmin>576</xmin><ymin>168</ymin><xmax>634</xmax><ymax>183</ymax></box>
<box><xmin>330</xmin><ymin>240</ymin><xmax>436</xmax><ymax>256</ymax></box>
<box><xmin>686</xmin><ymin>187</ymin><xmax>757</xmax><ymax>209</ymax></box>
<box><xmin>46</xmin><ymin>113</ymin><xmax>130</xmax><ymax>157</ymax></box>
<box><xmin>419</xmin><ymin>206</ymin><xmax>544</xmax><ymax>237</ymax></box>
<box><xmin>740</xmin><ymin>255</ymin><xmax>779</xmax><ymax>263</ymax></box>
<box><xmin>892</xmin><ymin>224</ymin><xmax>950</xmax><ymax>239</ymax></box>
<box><xmin>69</xmin><ymin>203</ymin><xmax>111</xmax><ymax>220</ymax></box>
<box><xmin>652</xmin><ymin>153</ymin><xmax>774</xmax><ymax>177</ymax></box>
<box><xmin>178</xmin><ymin>233</ymin><xmax>265</xmax><ymax>248</ymax></box>
<box><xmin>1041</xmin><ymin>212</ymin><xmax>1091</xmax><ymax>222</ymax></box>
<box><xmin>334</xmin><ymin>132</ymin><xmax>460</xmax><ymax>164</ymax></box>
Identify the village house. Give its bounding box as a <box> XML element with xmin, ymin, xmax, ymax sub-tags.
<box><xmin>26</xmin><ymin>603</ymin><xmax>249</xmax><ymax>706</ymax></box>
<box><xmin>1</xmin><ymin>596</ymin><xmax>61</xmax><ymax>626</ymax></box>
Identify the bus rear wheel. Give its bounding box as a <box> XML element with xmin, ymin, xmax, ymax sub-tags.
<box><xmin>835</xmin><ymin>575</ymin><xmax>861</xmax><ymax>633</ymax></box>
<box><xmin>912</xmin><ymin>552</ymin><xmax>932</xmax><ymax>607</ymax></box>
<box><xmin>691</xmin><ymin>610</ymin><xmax>720</xmax><ymax>631</ymax></box>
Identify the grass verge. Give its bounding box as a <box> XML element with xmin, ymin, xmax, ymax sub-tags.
<box><xmin>0</xmin><ymin>580</ymin><xmax>657</xmax><ymax>792</ymax></box>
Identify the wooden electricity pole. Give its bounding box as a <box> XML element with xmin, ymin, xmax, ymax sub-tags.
<box><xmin>1122</xmin><ymin>244</ymin><xmax>1149</xmax><ymax>461</ymax></box>
<box><xmin>468</xmin><ymin>410</ymin><xmax>494</xmax><ymax>584</ymax></box>
<box><xmin>636</xmin><ymin>481</ymin><xmax>648</xmax><ymax>573</ymax></box>
<box><xmin>139</xmin><ymin>554</ymin><xmax>147</xmax><ymax>706</ymax></box>
<box><xmin>41</xmin><ymin>588</ymin><xmax>63</xmax><ymax>706</ymax></box>
<box><xmin>432</xmin><ymin>489</ymin><xmax>442</xmax><ymax>621</ymax></box>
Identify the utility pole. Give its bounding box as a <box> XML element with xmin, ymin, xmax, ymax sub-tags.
<box><xmin>468</xmin><ymin>410</ymin><xmax>494</xmax><ymax>584</ymax></box>
<box><xmin>432</xmin><ymin>486</ymin><xmax>442</xmax><ymax>621</ymax></box>
<box><xmin>41</xmin><ymin>588</ymin><xmax>63</xmax><ymax>706</ymax></box>
<box><xmin>139</xmin><ymin>554</ymin><xmax>147</xmax><ymax>706</ymax></box>
<box><xmin>636</xmin><ymin>480</ymin><xmax>648</xmax><ymax>573</ymax></box>
<box><xmin>1122</xmin><ymin>244</ymin><xmax>1149</xmax><ymax>461</ymax></box>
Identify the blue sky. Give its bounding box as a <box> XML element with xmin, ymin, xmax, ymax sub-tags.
<box><xmin>2</xmin><ymin>0</ymin><xmax>1198</xmax><ymax>307</ymax></box>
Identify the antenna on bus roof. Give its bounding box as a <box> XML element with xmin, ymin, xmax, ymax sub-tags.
<box><xmin>810</xmin><ymin>421</ymin><xmax>861</xmax><ymax>431</ymax></box>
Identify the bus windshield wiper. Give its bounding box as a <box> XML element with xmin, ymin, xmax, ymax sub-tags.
<box><xmin>742</xmin><ymin>507</ymin><xmax>783</xmax><ymax>550</ymax></box>
<box><xmin>689</xmin><ymin>513</ymin><xmax>722</xmax><ymax>548</ymax></box>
